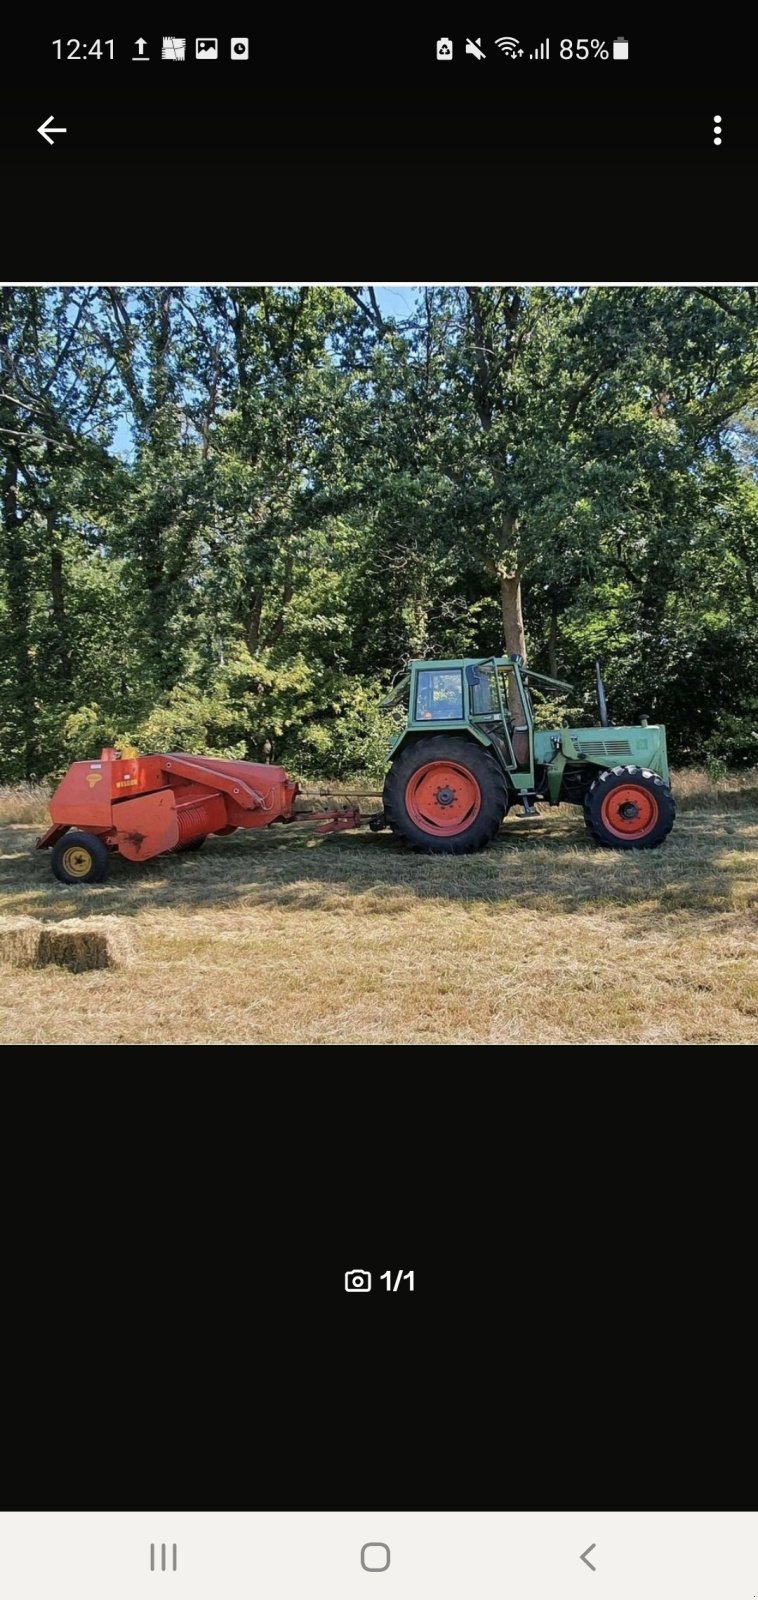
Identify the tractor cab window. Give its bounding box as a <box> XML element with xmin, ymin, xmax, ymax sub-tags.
<box><xmin>470</xmin><ymin>664</ymin><xmax>524</xmax><ymax>720</ymax></box>
<box><xmin>381</xmin><ymin>673</ymin><xmax>410</xmax><ymax>710</ymax></box>
<box><xmin>470</xmin><ymin>666</ymin><xmax>499</xmax><ymax>716</ymax></box>
<box><xmin>415</xmin><ymin>669</ymin><xmax>464</xmax><ymax>721</ymax></box>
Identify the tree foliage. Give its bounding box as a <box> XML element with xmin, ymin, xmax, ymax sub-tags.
<box><xmin>1</xmin><ymin>284</ymin><xmax>756</xmax><ymax>781</ymax></box>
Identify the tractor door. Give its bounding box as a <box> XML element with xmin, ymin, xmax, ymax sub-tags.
<box><xmin>468</xmin><ymin>661</ymin><xmax>533</xmax><ymax>777</ymax></box>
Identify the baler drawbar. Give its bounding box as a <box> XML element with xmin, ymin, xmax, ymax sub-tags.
<box><xmin>37</xmin><ymin>747</ymin><xmax>360</xmax><ymax>883</ymax></box>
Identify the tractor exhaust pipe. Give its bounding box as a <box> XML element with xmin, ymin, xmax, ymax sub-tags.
<box><xmin>595</xmin><ymin>657</ymin><xmax>611</xmax><ymax>727</ymax></box>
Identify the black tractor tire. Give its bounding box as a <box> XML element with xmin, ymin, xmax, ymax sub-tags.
<box><xmin>584</xmin><ymin>765</ymin><xmax>676</xmax><ymax>850</ymax></box>
<box><xmin>175</xmin><ymin>834</ymin><xmax>207</xmax><ymax>852</ymax></box>
<box><xmin>383</xmin><ymin>735</ymin><xmax>508</xmax><ymax>854</ymax></box>
<box><xmin>51</xmin><ymin>831</ymin><xmax>110</xmax><ymax>885</ymax></box>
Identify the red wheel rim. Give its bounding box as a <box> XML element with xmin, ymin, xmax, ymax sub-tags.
<box><xmin>600</xmin><ymin>782</ymin><xmax>659</xmax><ymax>839</ymax></box>
<box><xmin>405</xmin><ymin>760</ymin><xmax>482</xmax><ymax>837</ymax></box>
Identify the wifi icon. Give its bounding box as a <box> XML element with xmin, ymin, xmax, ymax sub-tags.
<box><xmin>495</xmin><ymin>36</ymin><xmax>522</xmax><ymax>56</ymax></box>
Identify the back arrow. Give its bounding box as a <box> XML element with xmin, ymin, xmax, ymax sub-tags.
<box><xmin>38</xmin><ymin>115</ymin><xmax>67</xmax><ymax>145</ymax></box>
<box><xmin>580</xmin><ymin>1544</ymin><xmax>597</xmax><ymax>1572</ymax></box>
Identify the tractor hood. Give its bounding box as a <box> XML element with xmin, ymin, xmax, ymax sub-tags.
<box><xmin>534</xmin><ymin>723</ymin><xmax>671</xmax><ymax>784</ymax></box>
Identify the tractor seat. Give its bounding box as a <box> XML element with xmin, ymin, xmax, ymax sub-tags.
<box><xmin>484</xmin><ymin>720</ymin><xmax>529</xmax><ymax>768</ymax></box>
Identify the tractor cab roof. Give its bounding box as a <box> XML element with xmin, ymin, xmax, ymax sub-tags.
<box><xmin>402</xmin><ymin>656</ymin><xmax>575</xmax><ymax>694</ymax></box>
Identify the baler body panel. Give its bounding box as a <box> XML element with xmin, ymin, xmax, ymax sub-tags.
<box><xmin>114</xmin><ymin>789</ymin><xmax>180</xmax><ymax>860</ymax></box>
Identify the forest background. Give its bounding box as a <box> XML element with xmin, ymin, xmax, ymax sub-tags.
<box><xmin>2</xmin><ymin>284</ymin><xmax>756</xmax><ymax>784</ymax></box>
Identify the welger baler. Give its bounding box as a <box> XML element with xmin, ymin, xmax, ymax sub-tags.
<box><xmin>37</xmin><ymin>747</ymin><xmax>359</xmax><ymax>883</ymax></box>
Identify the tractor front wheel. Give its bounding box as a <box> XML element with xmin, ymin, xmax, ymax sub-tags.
<box><xmin>584</xmin><ymin>766</ymin><xmax>675</xmax><ymax>850</ymax></box>
<box><xmin>383</xmin><ymin>736</ymin><xmax>508</xmax><ymax>854</ymax></box>
<box><xmin>51</xmin><ymin>831</ymin><xmax>110</xmax><ymax>885</ymax></box>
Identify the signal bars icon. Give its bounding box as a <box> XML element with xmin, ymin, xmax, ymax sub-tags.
<box><xmin>530</xmin><ymin>38</ymin><xmax>549</xmax><ymax>58</ymax></box>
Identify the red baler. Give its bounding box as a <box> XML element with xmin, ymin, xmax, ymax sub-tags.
<box><xmin>37</xmin><ymin>747</ymin><xmax>359</xmax><ymax>883</ymax></box>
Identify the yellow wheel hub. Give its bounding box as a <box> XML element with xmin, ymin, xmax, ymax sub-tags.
<box><xmin>62</xmin><ymin>845</ymin><xmax>93</xmax><ymax>878</ymax></box>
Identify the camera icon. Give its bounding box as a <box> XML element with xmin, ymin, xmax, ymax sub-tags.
<box><xmin>231</xmin><ymin>37</ymin><xmax>249</xmax><ymax>59</ymax></box>
<box><xmin>345</xmin><ymin>1268</ymin><xmax>372</xmax><ymax>1292</ymax></box>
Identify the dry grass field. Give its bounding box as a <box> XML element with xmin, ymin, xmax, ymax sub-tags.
<box><xmin>1</xmin><ymin>770</ymin><xmax>757</xmax><ymax>1045</ymax></box>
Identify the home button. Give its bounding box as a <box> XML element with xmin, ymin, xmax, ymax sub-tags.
<box><xmin>361</xmin><ymin>1543</ymin><xmax>390</xmax><ymax>1572</ymax></box>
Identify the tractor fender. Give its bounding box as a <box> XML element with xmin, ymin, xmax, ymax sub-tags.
<box><xmin>389</xmin><ymin>725</ymin><xmax>493</xmax><ymax>761</ymax></box>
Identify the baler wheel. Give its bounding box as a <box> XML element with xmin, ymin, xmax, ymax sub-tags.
<box><xmin>175</xmin><ymin>834</ymin><xmax>207</xmax><ymax>852</ymax></box>
<box><xmin>51</xmin><ymin>831</ymin><xmax>109</xmax><ymax>885</ymax></box>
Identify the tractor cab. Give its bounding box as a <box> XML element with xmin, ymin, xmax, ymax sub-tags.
<box><xmin>394</xmin><ymin>656</ymin><xmax>539</xmax><ymax>781</ymax></box>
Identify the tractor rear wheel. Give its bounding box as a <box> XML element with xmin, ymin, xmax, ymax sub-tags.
<box><xmin>51</xmin><ymin>831</ymin><xmax>109</xmax><ymax>884</ymax></box>
<box><xmin>584</xmin><ymin>765</ymin><xmax>675</xmax><ymax>850</ymax></box>
<box><xmin>383</xmin><ymin>735</ymin><xmax>508</xmax><ymax>854</ymax></box>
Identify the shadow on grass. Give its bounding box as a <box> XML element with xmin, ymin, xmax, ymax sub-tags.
<box><xmin>2</xmin><ymin>810</ymin><xmax>757</xmax><ymax>925</ymax></box>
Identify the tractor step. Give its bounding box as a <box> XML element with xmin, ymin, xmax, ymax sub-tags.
<box><xmin>519</xmin><ymin>797</ymin><xmax>541</xmax><ymax>817</ymax></box>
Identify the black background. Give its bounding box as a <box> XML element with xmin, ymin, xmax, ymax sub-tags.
<box><xmin>0</xmin><ymin>18</ymin><xmax>756</xmax><ymax>279</ymax></box>
<box><xmin>2</xmin><ymin>1080</ymin><xmax>752</xmax><ymax>1511</ymax></box>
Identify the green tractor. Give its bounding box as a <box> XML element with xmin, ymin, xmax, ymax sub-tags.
<box><xmin>376</xmin><ymin>655</ymin><xmax>675</xmax><ymax>854</ymax></box>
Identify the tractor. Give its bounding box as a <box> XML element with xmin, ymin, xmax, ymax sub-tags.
<box><xmin>375</xmin><ymin>654</ymin><xmax>675</xmax><ymax>853</ymax></box>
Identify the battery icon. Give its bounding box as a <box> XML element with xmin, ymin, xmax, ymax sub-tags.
<box><xmin>613</xmin><ymin>37</ymin><xmax>629</xmax><ymax>58</ymax></box>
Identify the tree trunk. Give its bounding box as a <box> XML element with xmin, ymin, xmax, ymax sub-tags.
<box><xmin>50</xmin><ymin>532</ymin><xmax>66</xmax><ymax>632</ymax></box>
<box><xmin>246</xmin><ymin>591</ymin><xmax>263</xmax><ymax>653</ymax></box>
<box><xmin>1</xmin><ymin>288</ymin><xmax>37</xmax><ymax>775</ymax></box>
<box><xmin>548</xmin><ymin>602</ymin><xmax>558</xmax><ymax>677</ymax></box>
<box><xmin>499</xmin><ymin>571</ymin><xmax>527</xmax><ymax>719</ymax></box>
<box><xmin>267</xmin><ymin>553</ymin><xmax>294</xmax><ymax>645</ymax></box>
<box><xmin>1</xmin><ymin>451</ymin><xmax>38</xmax><ymax>777</ymax></box>
<box><xmin>500</xmin><ymin>571</ymin><xmax>526</xmax><ymax>662</ymax></box>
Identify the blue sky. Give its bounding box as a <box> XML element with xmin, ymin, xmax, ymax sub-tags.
<box><xmin>374</xmin><ymin>285</ymin><xmax>417</xmax><ymax>318</ymax></box>
<box><xmin>112</xmin><ymin>284</ymin><xmax>419</xmax><ymax>458</ymax></box>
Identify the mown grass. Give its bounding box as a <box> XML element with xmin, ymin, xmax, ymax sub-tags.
<box><xmin>1</xmin><ymin>790</ymin><xmax>756</xmax><ymax>1044</ymax></box>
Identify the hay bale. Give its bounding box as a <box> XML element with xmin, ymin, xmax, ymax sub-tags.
<box><xmin>37</xmin><ymin>916</ymin><xmax>132</xmax><ymax>971</ymax></box>
<box><xmin>0</xmin><ymin>915</ymin><xmax>41</xmax><ymax>968</ymax></box>
<box><xmin>0</xmin><ymin>915</ymin><xmax>131</xmax><ymax>971</ymax></box>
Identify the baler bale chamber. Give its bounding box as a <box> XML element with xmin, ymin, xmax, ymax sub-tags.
<box><xmin>37</xmin><ymin>747</ymin><xmax>360</xmax><ymax>883</ymax></box>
